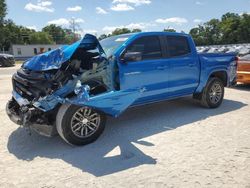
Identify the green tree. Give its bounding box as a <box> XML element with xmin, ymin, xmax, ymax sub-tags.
<box><xmin>42</xmin><ymin>24</ymin><xmax>67</xmax><ymax>44</ymax></box>
<box><xmin>98</xmin><ymin>34</ymin><xmax>108</xmax><ymax>40</ymax></box>
<box><xmin>111</xmin><ymin>28</ymin><xmax>131</xmax><ymax>36</ymax></box>
<box><xmin>237</xmin><ymin>13</ymin><xmax>250</xmax><ymax>43</ymax></box>
<box><xmin>163</xmin><ymin>28</ymin><xmax>176</xmax><ymax>32</ymax></box>
<box><xmin>203</xmin><ymin>19</ymin><xmax>222</xmax><ymax>45</ymax></box>
<box><xmin>190</xmin><ymin>19</ymin><xmax>221</xmax><ymax>45</ymax></box>
<box><xmin>0</xmin><ymin>0</ymin><xmax>7</xmax><ymax>24</ymax></box>
<box><xmin>131</xmin><ymin>28</ymin><xmax>142</xmax><ymax>33</ymax></box>
<box><xmin>98</xmin><ymin>27</ymin><xmax>142</xmax><ymax>39</ymax></box>
<box><xmin>220</xmin><ymin>13</ymin><xmax>241</xmax><ymax>44</ymax></box>
<box><xmin>189</xmin><ymin>25</ymin><xmax>206</xmax><ymax>46</ymax></box>
<box><xmin>189</xmin><ymin>12</ymin><xmax>250</xmax><ymax>45</ymax></box>
<box><xmin>64</xmin><ymin>28</ymin><xmax>79</xmax><ymax>44</ymax></box>
<box><xmin>0</xmin><ymin>20</ymin><xmax>29</xmax><ymax>50</ymax></box>
<box><xmin>29</xmin><ymin>32</ymin><xmax>53</xmax><ymax>44</ymax></box>
<box><xmin>19</xmin><ymin>26</ymin><xmax>36</xmax><ymax>44</ymax></box>
<box><xmin>0</xmin><ymin>0</ymin><xmax>7</xmax><ymax>50</ymax></box>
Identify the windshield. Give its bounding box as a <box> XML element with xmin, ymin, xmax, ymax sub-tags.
<box><xmin>100</xmin><ymin>34</ymin><xmax>133</xmax><ymax>57</ymax></box>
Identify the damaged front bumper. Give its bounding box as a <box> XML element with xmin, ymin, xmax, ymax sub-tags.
<box><xmin>7</xmin><ymin>85</ymin><xmax>142</xmax><ymax>137</ymax></box>
<box><xmin>6</xmin><ymin>86</ymin><xmax>143</xmax><ymax>138</ymax></box>
<box><xmin>6</xmin><ymin>93</ymin><xmax>58</xmax><ymax>137</ymax></box>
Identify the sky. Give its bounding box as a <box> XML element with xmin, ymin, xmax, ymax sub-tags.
<box><xmin>5</xmin><ymin>0</ymin><xmax>250</xmax><ymax>36</ymax></box>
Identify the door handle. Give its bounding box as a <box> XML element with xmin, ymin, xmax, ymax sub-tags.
<box><xmin>156</xmin><ymin>65</ymin><xmax>168</xmax><ymax>70</ymax></box>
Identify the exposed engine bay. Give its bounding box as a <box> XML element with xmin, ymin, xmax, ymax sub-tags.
<box><xmin>6</xmin><ymin>35</ymin><xmax>115</xmax><ymax>136</ymax></box>
<box><xmin>13</xmin><ymin>48</ymin><xmax>111</xmax><ymax>101</ymax></box>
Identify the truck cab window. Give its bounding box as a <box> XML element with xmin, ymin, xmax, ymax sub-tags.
<box><xmin>166</xmin><ymin>36</ymin><xmax>191</xmax><ymax>57</ymax></box>
<box><xmin>127</xmin><ymin>36</ymin><xmax>162</xmax><ymax>60</ymax></box>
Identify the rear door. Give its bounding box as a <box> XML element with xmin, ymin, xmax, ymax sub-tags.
<box><xmin>118</xmin><ymin>35</ymin><xmax>169</xmax><ymax>104</ymax></box>
<box><xmin>164</xmin><ymin>35</ymin><xmax>200</xmax><ymax>96</ymax></box>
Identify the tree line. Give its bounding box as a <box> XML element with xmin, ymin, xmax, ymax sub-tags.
<box><xmin>0</xmin><ymin>20</ymin><xmax>80</xmax><ymax>51</ymax></box>
<box><xmin>0</xmin><ymin>0</ymin><xmax>80</xmax><ymax>51</ymax></box>
<box><xmin>0</xmin><ymin>0</ymin><xmax>250</xmax><ymax>51</ymax></box>
<box><xmin>190</xmin><ymin>12</ymin><xmax>250</xmax><ymax>46</ymax></box>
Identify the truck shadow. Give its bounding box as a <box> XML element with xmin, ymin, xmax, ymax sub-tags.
<box><xmin>7</xmin><ymin>97</ymin><xmax>246</xmax><ymax>177</ymax></box>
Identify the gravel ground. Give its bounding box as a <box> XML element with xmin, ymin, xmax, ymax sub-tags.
<box><xmin>0</xmin><ymin>65</ymin><xmax>250</xmax><ymax>188</ymax></box>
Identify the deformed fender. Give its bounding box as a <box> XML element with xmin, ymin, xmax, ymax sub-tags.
<box><xmin>67</xmin><ymin>88</ymin><xmax>142</xmax><ymax>117</ymax></box>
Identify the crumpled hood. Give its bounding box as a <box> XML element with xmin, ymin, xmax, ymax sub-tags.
<box><xmin>22</xmin><ymin>34</ymin><xmax>105</xmax><ymax>71</ymax></box>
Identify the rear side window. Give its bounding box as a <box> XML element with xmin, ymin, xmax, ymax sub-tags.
<box><xmin>127</xmin><ymin>36</ymin><xmax>162</xmax><ymax>60</ymax></box>
<box><xmin>166</xmin><ymin>36</ymin><xmax>191</xmax><ymax>57</ymax></box>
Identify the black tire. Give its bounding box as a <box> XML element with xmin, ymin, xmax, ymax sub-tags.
<box><xmin>200</xmin><ymin>77</ymin><xmax>224</xmax><ymax>108</ymax></box>
<box><xmin>56</xmin><ymin>104</ymin><xmax>106</xmax><ymax>146</ymax></box>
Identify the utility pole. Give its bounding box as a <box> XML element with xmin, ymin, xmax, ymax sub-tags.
<box><xmin>71</xmin><ymin>18</ymin><xmax>76</xmax><ymax>41</ymax></box>
<box><xmin>69</xmin><ymin>18</ymin><xmax>81</xmax><ymax>42</ymax></box>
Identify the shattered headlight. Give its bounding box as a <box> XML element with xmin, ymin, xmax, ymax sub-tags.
<box><xmin>74</xmin><ymin>80</ymin><xmax>90</xmax><ymax>95</ymax></box>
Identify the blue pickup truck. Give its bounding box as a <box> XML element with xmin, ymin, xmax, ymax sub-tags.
<box><xmin>6</xmin><ymin>32</ymin><xmax>237</xmax><ymax>145</ymax></box>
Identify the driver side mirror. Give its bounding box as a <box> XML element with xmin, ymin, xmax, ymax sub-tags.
<box><xmin>121</xmin><ymin>52</ymin><xmax>142</xmax><ymax>63</ymax></box>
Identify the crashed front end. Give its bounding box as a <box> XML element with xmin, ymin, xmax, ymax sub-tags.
<box><xmin>6</xmin><ymin>34</ymin><xmax>113</xmax><ymax>136</ymax></box>
<box><xmin>6</xmin><ymin>34</ymin><xmax>141</xmax><ymax>137</ymax></box>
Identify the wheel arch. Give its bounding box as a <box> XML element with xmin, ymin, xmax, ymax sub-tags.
<box><xmin>194</xmin><ymin>69</ymin><xmax>228</xmax><ymax>94</ymax></box>
<box><xmin>209</xmin><ymin>70</ymin><xmax>228</xmax><ymax>86</ymax></box>
<box><xmin>56</xmin><ymin>103</ymin><xmax>107</xmax><ymax>146</ymax></box>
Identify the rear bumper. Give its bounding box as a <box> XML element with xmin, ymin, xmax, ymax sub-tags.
<box><xmin>6</xmin><ymin>98</ymin><xmax>57</xmax><ymax>137</ymax></box>
<box><xmin>237</xmin><ymin>71</ymin><xmax>250</xmax><ymax>84</ymax></box>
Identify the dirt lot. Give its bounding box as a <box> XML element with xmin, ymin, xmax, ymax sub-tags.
<box><xmin>0</xmin><ymin>65</ymin><xmax>250</xmax><ymax>188</ymax></box>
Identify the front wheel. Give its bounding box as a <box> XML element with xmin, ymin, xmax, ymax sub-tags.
<box><xmin>200</xmin><ymin>77</ymin><xmax>225</xmax><ymax>108</ymax></box>
<box><xmin>56</xmin><ymin>104</ymin><xmax>106</xmax><ymax>146</ymax></box>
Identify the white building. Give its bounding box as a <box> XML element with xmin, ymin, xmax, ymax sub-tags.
<box><xmin>11</xmin><ymin>44</ymin><xmax>65</xmax><ymax>60</ymax></box>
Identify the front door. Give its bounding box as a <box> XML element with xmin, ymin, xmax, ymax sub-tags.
<box><xmin>118</xmin><ymin>35</ymin><xmax>169</xmax><ymax>104</ymax></box>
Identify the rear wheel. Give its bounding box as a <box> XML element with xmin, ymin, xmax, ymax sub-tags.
<box><xmin>200</xmin><ymin>77</ymin><xmax>224</xmax><ymax>108</ymax></box>
<box><xmin>56</xmin><ymin>104</ymin><xmax>106</xmax><ymax>146</ymax></box>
